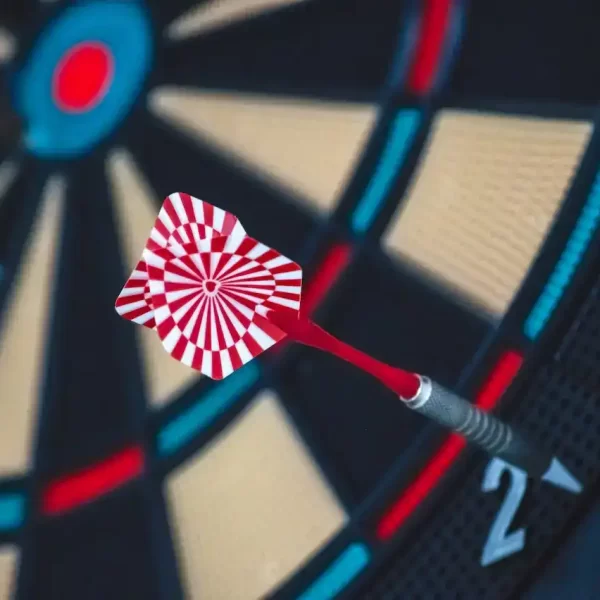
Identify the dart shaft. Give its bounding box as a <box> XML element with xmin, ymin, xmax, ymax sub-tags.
<box><xmin>268</xmin><ymin>312</ymin><xmax>421</xmax><ymax>398</ymax></box>
<box><xmin>402</xmin><ymin>377</ymin><xmax>553</xmax><ymax>478</ymax></box>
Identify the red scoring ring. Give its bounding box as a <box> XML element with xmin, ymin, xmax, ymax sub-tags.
<box><xmin>52</xmin><ymin>41</ymin><xmax>114</xmax><ymax>113</ymax></box>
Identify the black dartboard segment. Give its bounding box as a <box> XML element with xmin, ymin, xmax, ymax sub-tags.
<box><xmin>18</xmin><ymin>484</ymin><xmax>164</xmax><ymax>600</ymax></box>
<box><xmin>449</xmin><ymin>0</ymin><xmax>600</xmax><ymax>105</ymax></box>
<box><xmin>160</xmin><ymin>0</ymin><xmax>410</xmax><ymax>101</ymax></box>
<box><xmin>34</xmin><ymin>156</ymin><xmax>146</xmax><ymax>478</ymax></box>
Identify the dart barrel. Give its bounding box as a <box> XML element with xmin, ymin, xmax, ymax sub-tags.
<box><xmin>402</xmin><ymin>377</ymin><xmax>553</xmax><ymax>478</ymax></box>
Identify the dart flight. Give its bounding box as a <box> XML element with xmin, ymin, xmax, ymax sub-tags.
<box><xmin>115</xmin><ymin>192</ymin><xmax>302</xmax><ymax>378</ymax></box>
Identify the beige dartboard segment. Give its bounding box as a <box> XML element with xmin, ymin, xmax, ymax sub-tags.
<box><xmin>148</xmin><ymin>88</ymin><xmax>377</xmax><ymax>214</ymax></box>
<box><xmin>0</xmin><ymin>547</ymin><xmax>17</xmax><ymax>600</ymax></box>
<box><xmin>384</xmin><ymin>110</ymin><xmax>592</xmax><ymax>317</ymax></box>
<box><xmin>0</xmin><ymin>175</ymin><xmax>64</xmax><ymax>473</ymax></box>
<box><xmin>166</xmin><ymin>0</ymin><xmax>306</xmax><ymax>40</ymax></box>
<box><xmin>165</xmin><ymin>390</ymin><xmax>346</xmax><ymax>600</ymax></box>
<box><xmin>0</xmin><ymin>27</ymin><xmax>15</xmax><ymax>64</ymax></box>
<box><xmin>107</xmin><ymin>149</ymin><xmax>202</xmax><ymax>406</ymax></box>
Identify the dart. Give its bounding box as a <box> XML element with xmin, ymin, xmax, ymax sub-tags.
<box><xmin>116</xmin><ymin>193</ymin><xmax>581</xmax><ymax>492</ymax></box>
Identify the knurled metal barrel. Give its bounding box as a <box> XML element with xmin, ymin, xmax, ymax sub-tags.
<box><xmin>403</xmin><ymin>377</ymin><xmax>553</xmax><ymax>478</ymax></box>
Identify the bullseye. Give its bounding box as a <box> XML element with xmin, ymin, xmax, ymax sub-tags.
<box><xmin>53</xmin><ymin>42</ymin><xmax>113</xmax><ymax>113</ymax></box>
<box><xmin>16</xmin><ymin>0</ymin><xmax>152</xmax><ymax>157</ymax></box>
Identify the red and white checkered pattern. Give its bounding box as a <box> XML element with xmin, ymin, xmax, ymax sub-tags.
<box><xmin>146</xmin><ymin>192</ymin><xmax>245</xmax><ymax>252</ymax></box>
<box><xmin>114</xmin><ymin>259</ymin><xmax>157</xmax><ymax>329</ymax></box>
<box><xmin>115</xmin><ymin>193</ymin><xmax>246</xmax><ymax>331</ymax></box>
<box><xmin>115</xmin><ymin>193</ymin><xmax>303</xmax><ymax>380</ymax></box>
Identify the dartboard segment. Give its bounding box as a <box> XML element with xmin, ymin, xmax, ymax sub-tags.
<box><xmin>35</xmin><ymin>155</ymin><xmax>148</xmax><ymax>475</ymax></box>
<box><xmin>125</xmin><ymin>111</ymin><xmax>316</xmax><ymax>262</ymax></box>
<box><xmin>448</xmin><ymin>0</ymin><xmax>600</xmax><ymax>106</ymax></box>
<box><xmin>160</xmin><ymin>0</ymin><xmax>410</xmax><ymax>102</ymax></box>
<box><xmin>144</xmin><ymin>234</ymin><xmax>302</xmax><ymax>379</ymax></box>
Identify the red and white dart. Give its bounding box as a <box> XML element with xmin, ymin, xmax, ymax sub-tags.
<box><xmin>115</xmin><ymin>193</ymin><xmax>581</xmax><ymax>493</ymax></box>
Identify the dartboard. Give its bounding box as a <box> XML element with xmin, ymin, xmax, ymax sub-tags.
<box><xmin>1</xmin><ymin>0</ymin><xmax>600</xmax><ymax>599</ymax></box>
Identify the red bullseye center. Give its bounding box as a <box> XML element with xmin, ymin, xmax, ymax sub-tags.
<box><xmin>53</xmin><ymin>41</ymin><xmax>114</xmax><ymax>113</ymax></box>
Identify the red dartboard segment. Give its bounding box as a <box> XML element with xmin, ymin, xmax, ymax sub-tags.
<box><xmin>145</xmin><ymin>236</ymin><xmax>302</xmax><ymax>379</ymax></box>
<box><xmin>115</xmin><ymin>194</ymin><xmax>246</xmax><ymax>329</ymax></box>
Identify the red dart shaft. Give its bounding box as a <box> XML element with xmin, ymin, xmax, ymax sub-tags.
<box><xmin>267</xmin><ymin>311</ymin><xmax>420</xmax><ymax>399</ymax></box>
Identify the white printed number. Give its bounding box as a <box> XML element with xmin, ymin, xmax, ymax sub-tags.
<box><xmin>480</xmin><ymin>458</ymin><xmax>528</xmax><ymax>567</ymax></box>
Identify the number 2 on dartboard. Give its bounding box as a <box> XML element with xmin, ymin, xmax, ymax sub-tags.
<box><xmin>480</xmin><ymin>458</ymin><xmax>528</xmax><ymax>567</ymax></box>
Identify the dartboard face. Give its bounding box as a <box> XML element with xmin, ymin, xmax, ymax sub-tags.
<box><xmin>1</xmin><ymin>1</ymin><xmax>600</xmax><ymax>599</ymax></box>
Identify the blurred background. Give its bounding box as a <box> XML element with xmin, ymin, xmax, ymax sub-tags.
<box><xmin>0</xmin><ymin>0</ymin><xmax>599</xmax><ymax>598</ymax></box>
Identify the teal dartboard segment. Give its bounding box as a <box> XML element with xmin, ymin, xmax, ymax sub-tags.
<box><xmin>158</xmin><ymin>363</ymin><xmax>261</xmax><ymax>456</ymax></box>
<box><xmin>351</xmin><ymin>110</ymin><xmax>421</xmax><ymax>234</ymax></box>
<box><xmin>525</xmin><ymin>171</ymin><xmax>600</xmax><ymax>339</ymax></box>
<box><xmin>0</xmin><ymin>493</ymin><xmax>24</xmax><ymax>530</ymax></box>
<box><xmin>297</xmin><ymin>543</ymin><xmax>370</xmax><ymax>600</ymax></box>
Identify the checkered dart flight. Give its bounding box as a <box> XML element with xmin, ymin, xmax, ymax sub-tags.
<box><xmin>115</xmin><ymin>192</ymin><xmax>303</xmax><ymax>379</ymax></box>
